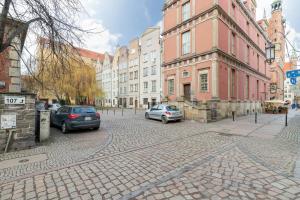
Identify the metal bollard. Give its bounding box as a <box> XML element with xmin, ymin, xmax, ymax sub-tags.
<box><xmin>232</xmin><ymin>111</ymin><xmax>235</xmax><ymax>122</ymax></box>
<box><xmin>107</xmin><ymin>109</ymin><xmax>108</xmax><ymax>115</ymax></box>
<box><xmin>114</xmin><ymin>109</ymin><xmax>115</xmax><ymax>115</ymax></box>
<box><xmin>255</xmin><ymin>112</ymin><xmax>257</xmax><ymax>124</ymax></box>
<box><xmin>285</xmin><ymin>110</ymin><xmax>288</xmax><ymax>127</ymax></box>
<box><xmin>122</xmin><ymin>108</ymin><xmax>124</xmax><ymax>116</ymax></box>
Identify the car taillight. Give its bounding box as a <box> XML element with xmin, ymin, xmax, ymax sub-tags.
<box><xmin>96</xmin><ymin>112</ymin><xmax>100</xmax><ymax>119</ymax></box>
<box><xmin>68</xmin><ymin>114</ymin><xmax>80</xmax><ymax>119</ymax></box>
<box><xmin>165</xmin><ymin>111</ymin><xmax>171</xmax><ymax>116</ymax></box>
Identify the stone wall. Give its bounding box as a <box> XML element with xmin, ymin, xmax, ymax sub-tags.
<box><xmin>0</xmin><ymin>93</ymin><xmax>36</xmax><ymax>152</ymax></box>
<box><xmin>164</xmin><ymin>99</ymin><xmax>263</xmax><ymax>123</ymax></box>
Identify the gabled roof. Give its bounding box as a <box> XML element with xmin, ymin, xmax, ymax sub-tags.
<box><xmin>76</xmin><ymin>48</ymin><xmax>105</xmax><ymax>62</ymax></box>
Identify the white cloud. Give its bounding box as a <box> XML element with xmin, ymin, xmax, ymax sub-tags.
<box><xmin>80</xmin><ymin>18</ymin><xmax>121</xmax><ymax>54</ymax></box>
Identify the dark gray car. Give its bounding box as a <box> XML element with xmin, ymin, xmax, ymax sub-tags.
<box><xmin>145</xmin><ymin>104</ymin><xmax>183</xmax><ymax>124</ymax></box>
<box><xmin>51</xmin><ymin>106</ymin><xmax>101</xmax><ymax>133</ymax></box>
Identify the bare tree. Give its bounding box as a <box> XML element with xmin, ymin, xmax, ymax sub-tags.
<box><xmin>0</xmin><ymin>0</ymin><xmax>84</xmax><ymax>52</ymax></box>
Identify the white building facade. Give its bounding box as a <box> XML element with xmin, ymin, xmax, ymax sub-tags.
<box><xmin>118</xmin><ymin>47</ymin><xmax>129</xmax><ymax>107</ymax></box>
<box><xmin>140</xmin><ymin>27</ymin><xmax>162</xmax><ymax>108</ymax></box>
<box><xmin>128</xmin><ymin>38</ymin><xmax>140</xmax><ymax>108</ymax></box>
<box><xmin>101</xmin><ymin>53</ymin><xmax>113</xmax><ymax>107</ymax></box>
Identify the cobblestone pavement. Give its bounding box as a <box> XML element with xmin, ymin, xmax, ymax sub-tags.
<box><xmin>0</xmin><ymin>127</ymin><xmax>109</xmax><ymax>181</ymax></box>
<box><xmin>0</xmin><ymin>110</ymin><xmax>300</xmax><ymax>199</ymax></box>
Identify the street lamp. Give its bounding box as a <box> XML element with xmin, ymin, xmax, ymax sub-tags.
<box><xmin>266</xmin><ymin>42</ymin><xmax>275</xmax><ymax>64</ymax></box>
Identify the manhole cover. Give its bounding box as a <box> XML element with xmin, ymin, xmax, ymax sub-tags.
<box><xmin>18</xmin><ymin>159</ymin><xmax>30</xmax><ymax>163</ymax></box>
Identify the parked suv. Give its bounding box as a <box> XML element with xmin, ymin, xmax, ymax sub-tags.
<box><xmin>51</xmin><ymin>106</ymin><xmax>101</xmax><ymax>133</ymax></box>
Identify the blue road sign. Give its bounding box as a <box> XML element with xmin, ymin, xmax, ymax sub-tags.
<box><xmin>286</xmin><ymin>70</ymin><xmax>300</xmax><ymax>78</ymax></box>
<box><xmin>291</xmin><ymin>78</ymin><xmax>297</xmax><ymax>85</ymax></box>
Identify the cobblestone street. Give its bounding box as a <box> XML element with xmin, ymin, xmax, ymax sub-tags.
<box><xmin>0</xmin><ymin>110</ymin><xmax>300</xmax><ymax>199</ymax></box>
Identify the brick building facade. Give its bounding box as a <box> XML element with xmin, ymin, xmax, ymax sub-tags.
<box><xmin>162</xmin><ymin>0</ymin><xmax>271</xmax><ymax>120</ymax></box>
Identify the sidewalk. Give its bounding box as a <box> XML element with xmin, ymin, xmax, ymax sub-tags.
<box><xmin>208</xmin><ymin>109</ymin><xmax>299</xmax><ymax>139</ymax></box>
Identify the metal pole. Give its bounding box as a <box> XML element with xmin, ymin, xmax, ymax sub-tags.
<box><xmin>135</xmin><ymin>106</ymin><xmax>136</xmax><ymax>115</ymax></box>
<box><xmin>255</xmin><ymin>112</ymin><xmax>257</xmax><ymax>124</ymax></box>
<box><xmin>107</xmin><ymin>108</ymin><xmax>108</xmax><ymax>115</ymax></box>
<box><xmin>114</xmin><ymin>109</ymin><xmax>115</xmax><ymax>116</ymax></box>
<box><xmin>122</xmin><ymin>107</ymin><xmax>124</xmax><ymax>116</ymax></box>
<box><xmin>232</xmin><ymin>111</ymin><xmax>235</xmax><ymax>122</ymax></box>
<box><xmin>4</xmin><ymin>130</ymin><xmax>13</xmax><ymax>153</ymax></box>
<box><xmin>285</xmin><ymin>110</ymin><xmax>288</xmax><ymax>127</ymax></box>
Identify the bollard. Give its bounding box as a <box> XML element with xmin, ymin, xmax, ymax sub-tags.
<box><xmin>285</xmin><ymin>110</ymin><xmax>288</xmax><ymax>127</ymax></box>
<box><xmin>135</xmin><ymin>107</ymin><xmax>137</xmax><ymax>115</ymax></box>
<box><xmin>107</xmin><ymin>109</ymin><xmax>108</xmax><ymax>115</ymax></box>
<box><xmin>184</xmin><ymin>109</ymin><xmax>186</xmax><ymax>120</ymax></box>
<box><xmin>122</xmin><ymin>108</ymin><xmax>124</xmax><ymax>116</ymax></box>
<box><xmin>114</xmin><ymin>109</ymin><xmax>115</xmax><ymax>116</ymax></box>
<box><xmin>255</xmin><ymin>112</ymin><xmax>257</xmax><ymax>124</ymax></box>
<box><xmin>232</xmin><ymin>111</ymin><xmax>235</xmax><ymax>122</ymax></box>
<box><xmin>102</xmin><ymin>107</ymin><xmax>104</xmax><ymax>114</ymax></box>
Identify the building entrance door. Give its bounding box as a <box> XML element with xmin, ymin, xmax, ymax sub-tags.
<box><xmin>184</xmin><ymin>84</ymin><xmax>191</xmax><ymax>101</ymax></box>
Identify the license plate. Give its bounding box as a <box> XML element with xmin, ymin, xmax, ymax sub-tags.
<box><xmin>85</xmin><ymin>117</ymin><xmax>92</xmax><ymax>121</ymax></box>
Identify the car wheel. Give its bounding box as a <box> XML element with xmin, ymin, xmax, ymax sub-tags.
<box><xmin>145</xmin><ymin>113</ymin><xmax>150</xmax><ymax>119</ymax></box>
<box><xmin>62</xmin><ymin>122</ymin><xmax>68</xmax><ymax>134</ymax></box>
<box><xmin>162</xmin><ymin>116</ymin><xmax>168</xmax><ymax>124</ymax></box>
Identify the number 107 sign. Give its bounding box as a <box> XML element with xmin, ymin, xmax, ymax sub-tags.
<box><xmin>4</xmin><ymin>96</ymin><xmax>25</xmax><ymax>105</ymax></box>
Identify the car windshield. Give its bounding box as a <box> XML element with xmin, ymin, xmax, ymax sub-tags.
<box><xmin>72</xmin><ymin>107</ymin><xmax>96</xmax><ymax>114</ymax></box>
<box><xmin>166</xmin><ymin>105</ymin><xmax>179</xmax><ymax>111</ymax></box>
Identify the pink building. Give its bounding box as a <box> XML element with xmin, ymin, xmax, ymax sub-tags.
<box><xmin>162</xmin><ymin>0</ymin><xmax>271</xmax><ymax>120</ymax></box>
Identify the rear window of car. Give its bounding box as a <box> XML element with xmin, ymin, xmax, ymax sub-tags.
<box><xmin>72</xmin><ymin>107</ymin><xmax>96</xmax><ymax>114</ymax></box>
<box><xmin>166</xmin><ymin>106</ymin><xmax>179</xmax><ymax>111</ymax></box>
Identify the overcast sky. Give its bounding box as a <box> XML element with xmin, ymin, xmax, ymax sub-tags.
<box><xmin>80</xmin><ymin>0</ymin><xmax>300</xmax><ymax>57</ymax></box>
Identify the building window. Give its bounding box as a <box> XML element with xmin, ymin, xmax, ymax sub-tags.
<box><xmin>246</xmin><ymin>75</ymin><xmax>250</xmax><ymax>99</ymax></box>
<box><xmin>182</xmin><ymin>31</ymin><xmax>191</xmax><ymax>55</ymax></box>
<box><xmin>246</xmin><ymin>45</ymin><xmax>250</xmax><ymax>64</ymax></box>
<box><xmin>143</xmin><ymin>98</ymin><xmax>148</xmax><ymax>105</ymax></box>
<box><xmin>143</xmin><ymin>67</ymin><xmax>148</xmax><ymax>77</ymax></box>
<box><xmin>182</xmin><ymin>71</ymin><xmax>190</xmax><ymax>78</ymax></box>
<box><xmin>130</xmin><ymin>72</ymin><xmax>133</xmax><ymax>80</ymax></box>
<box><xmin>232</xmin><ymin>3</ymin><xmax>236</xmax><ymax>19</ymax></box>
<box><xmin>143</xmin><ymin>53</ymin><xmax>148</xmax><ymax>63</ymax></box>
<box><xmin>256</xmin><ymin>80</ymin><xmax>260</xmax><ymax>100</ymax></box>
<box><xmin>134</xmin><ymin>71</ymin><xmax>138</xmax><ymax>79</ymax></box>
<box><xmin>199</xmin><ymin>70</ymin><xmax>208</xmax><ymax>92</ymax></box>
<box><xmin>182</xmin><ymin>1</ymin><xmax>190</xmax><ymax>21</ymax></box>
<box><xmin>246</xmin><ymin>21</ymin><xmax>250</xmax><ymax>33</ymax></box>
<box><xmin>151</xmin><ymin>66</ymin><xmax>156</xmax><ymax>75</ymax></box>
<box><xmin>134</xmin><ymin>83</ymin><xmax>138</xmax><ymax>92</ymax></box>
<box><xmin>152</xmin><ymin>80</ymin><xmax>157</xmax><ymax>92</ymax></box>
<box><xmin>257</xmin><ymin>54</ymin><xmax>260</xmax><ymax>71</ymax></box>
<box><xmin>144</xmin><ymin>82</ymin><xmax>148</xmax><ymax>93</ymax></box>
<box><xmin>231</xmin><ymin>69</ymin><xmax>236</xmax><ymax>98</ymax></box>
<box><xmin>168</xmin><ymin>79</ymin><xmax>175</xmax><ymax>95</ymax></box>
<box><xmin>130</xmin><ymin>84</ymin><xmax>134</xmax><ymax>92</ymax></box>
<box><xmin>231</xmin><ymin>32</ymin><xmax>236</xmax><ymax>55</ymax></box>
<box><xmin>130</xmin><ymin>98</ymin><xmax>133</xmax><ymax>106</ymax></box>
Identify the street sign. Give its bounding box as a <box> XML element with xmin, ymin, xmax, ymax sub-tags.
<box><xmin>4</xmin><ymin>96</ymin><xmax>25</xmax><ymax>105</ymax></box>
<box><xmin>291</xmin><ymin>78</ymin><xmax>297</xmax><ymax>85</ymax></box>
<box><xmin>1</xmin><ymin>115</ymin><xmax>17</xmax><ymax>129</ymax></box>
<box><xmin>286</xmin><ymin>70</ymin><xmax>300</xmax><ymax>78</ymax></box>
